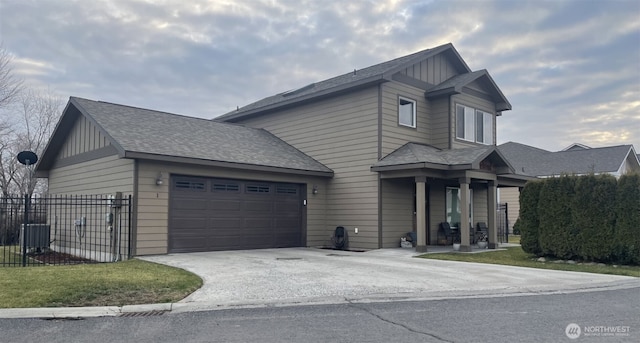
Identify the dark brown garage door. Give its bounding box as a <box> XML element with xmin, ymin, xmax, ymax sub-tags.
<box><xmin>169</xmin><ymin>176</ymin><xmax>304</xmax><ymax>253</ymax></box>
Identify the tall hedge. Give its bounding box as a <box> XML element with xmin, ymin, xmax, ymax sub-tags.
<box><xmin>614</xmin><ymin>173</ymin><xmax>640</xmax><ymax>264</ymax></box>
<box><xmin>573</xmin><ymin>174</ymin><xmax>617</xmax><ymax>262</ymax></box>
<box><xmin>517</xmin><ymin>181</ymin><xmax>543</xmax><ymax>255</ymax></box>
<box><xmin>537</xmin><ymin>176</ymin><xmax>578</xmax><ymax>259</ymax></box>
<box><xmin>518</xmin><ymin>172</ymin><xmax>640</xmax><ymax>265</ymax></box>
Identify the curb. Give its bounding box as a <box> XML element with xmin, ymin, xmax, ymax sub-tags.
<box><xmin>0</xmin><ymin>303</ymin><xmax>173</xmax><ymax>319</ymax></box>
<box><xmin>2</xmin><ymin>279</ymin><xmax>637</xmax><ymax>319</ymax></box>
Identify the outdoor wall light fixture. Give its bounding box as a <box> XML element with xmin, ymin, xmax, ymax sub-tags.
<box><xmin>312</xmin><ymin>185</ymin><xmax>318</xmax><ymax>195</ymax></box>
<box><xmin>155</xmin><ymin>172</ymin><xmax>164</xmax><ymax>186</ymax></box>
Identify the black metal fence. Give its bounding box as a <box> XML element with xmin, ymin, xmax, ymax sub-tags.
<box><xmin>497</xmin><ymin>202</ymin><xmax>509</xmax><ymax>243</ymax></box>
<box><xmin>0</xmin><ymin>194</ymin><xmax>131</xmax><ymax>267</ymax></box>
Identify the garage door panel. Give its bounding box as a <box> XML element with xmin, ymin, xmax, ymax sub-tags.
<box><xmin>171</xmin><ymin>218</ymin><xmax>207</xmax><ymax>229</ymax></box>
<box><xmin>172</xmin><ymin>199</ymin><xmax>208</xmax><ymax>210</ymax></box>
<box><xmin>243</xmin><ymin>201</ymin><xmax>273</xmax><ymax>212</ymax></box>
<box><xmin>275</xmin><ymin>218</ymin><xmax>300</xmax><ymax>229</ymax></box>
<box><xmin>242</xmin><ymin>235</ymin><xmax>275</xmax><ymax>247</ymax></box>
<box><xmin>209</xmin><ymin>218</ymin><xmax>243</xmax><ymax>229</ymax></box>
<box><xmin>169</xmin><ymin>176</ymin><xmax>304</xmax><ymax>253</ymax></box>
<box><xmin>208</xmin><ymin>199</ymin><xmax>242</xmax><ymax>211</ymax></box>
<box><xmin>171</xmin><ymin>238</ymin><xmax>207</xmax><ymax>251</ymax></box>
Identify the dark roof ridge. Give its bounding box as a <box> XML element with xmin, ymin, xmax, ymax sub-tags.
<box><xmin>70</xmin><ymin>96</ymin><xmax>252</xmax><ymax>129</ymax></box>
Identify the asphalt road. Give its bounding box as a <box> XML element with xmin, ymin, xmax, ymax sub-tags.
<box><xmin>1</xmin><ymin>287</ymin><xmax>638</xmax><ymax>343</ymax></box>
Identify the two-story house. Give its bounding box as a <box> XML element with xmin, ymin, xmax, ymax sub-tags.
<box><xmin>35</xmin><ymin>43</ymin><xmax>530</xmax><ymax>257</ymax></box>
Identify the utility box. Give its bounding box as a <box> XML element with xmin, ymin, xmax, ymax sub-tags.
<box><xmin>20</xmin><ymin>224</ymin><xmax>51</xmax><ymax>250</ymax></box>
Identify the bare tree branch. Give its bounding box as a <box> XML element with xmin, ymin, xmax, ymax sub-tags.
<box><xmin>12</xmin><ymin>88</ymin><xmax>63</xmax><ymax>196</ymax></box>
<box><xmin>0</xmin><ymin>43</ymin><xmax>23</xmax><ymax>110</ymax></box>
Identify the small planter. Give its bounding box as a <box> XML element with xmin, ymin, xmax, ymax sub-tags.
<box><xmin>477</xmin><ymin>241</ymin><xmax>488</xmax><ymax>249</ymax></box>
<box><xmin>453</xmin><ymin>243</ymin><xmax>461</xmax><ymax>251</ymax></box>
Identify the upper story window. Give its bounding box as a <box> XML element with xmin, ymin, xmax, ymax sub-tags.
<box><xmin>456</xmin><ymin>104</ymin><xmax>493</xmax><ymax>145</ymax></box>
<box><xmin>398</xmin><ymin>96</ymin><xmax>416</xmax><ymax>128</ymax></box>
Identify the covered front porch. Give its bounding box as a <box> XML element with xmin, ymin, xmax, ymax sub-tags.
<box><xmin>372</xmin><ymin>143</ymin><xmax>531</xmax><ymax>252</ymax></box>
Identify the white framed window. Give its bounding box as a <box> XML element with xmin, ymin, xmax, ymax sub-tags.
<box><xmin>456</xmin><ymin>104</ymin><xmax>493</xmax><ymax>145</ymax></box>
<box><xmin>398</xmin><ymin>96</ymin><xmax>416</xmax><ymax>128</ymax></box>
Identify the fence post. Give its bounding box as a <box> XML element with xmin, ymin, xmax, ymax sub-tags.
<box><xmin>127</xmin><ymin>195</ymin><xmax>132</xmax><ymax>259</ymax></box>
<box><xmin>505</xmin><ymin>203</ymin><xmax>509</xmax><ymax>243</ymax></box>
<box><xmin>22</xmin><ymin>194</ymin><xmax>29</xmax><ymax>267</ymax></box>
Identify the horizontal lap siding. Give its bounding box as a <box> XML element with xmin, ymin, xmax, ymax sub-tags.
<box><xmin>473</xmin><ymin>187</ymin><xmax>488</xmax><ymax>227</ymax></box>
<box><xmin>48</xmin><ymin>154</ymin><xmax>134</xmax><ymax>195</ymax></box>
<box><xmin>498</xmin><ymin>187</ymin><xmax>520</xmax><ymax>232</ymax></box>
<box><xmin>429</xmin><ymin>98</ymin><xmax>450</xmax><ymax>150</ymax></box>
<box><xmin>236</xmin><ymin>87</ymin><xmax>380</xmax><ymax>250</ymax></box>
<box><xmin>136</xmin><ymin>161</ymin><xmax>328</xmax><ymax>255</ymax></box>
<box><xmin>47</xmin><ymin>155</ymin><xmax>135</xmax><ymax>260</ymax></box>
<box><xmin>381</xmin><ymin>82</ymin><xmax>430</xmax><ymax>156</ymax></box>
<box><xmin>381</xmin><ymin>179</ymin><xmax>414</xmax><ymax>248</ymax></box>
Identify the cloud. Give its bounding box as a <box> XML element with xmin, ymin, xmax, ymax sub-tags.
<box><xmin>0</xmin><ymin>0</ymin><xmax>638</xmax><ymax>150</ymax></box>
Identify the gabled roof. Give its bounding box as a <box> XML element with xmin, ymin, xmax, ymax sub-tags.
<box><xmin>562</xmin><ymin>143</ymin><xmax>590</xmax><ymax>151</ymax></box>
<box><xmin>36</xmin><ymin>97</ymin><xmax>333</xmax><ymax>177</ymax></box>
<box><xmin>217</xmin><ymin>43</ymin><xmax>472</xmax><ymax>122</ymax></box>
<box><xmin>371</xmin><ymin>143</ymin><xmax>514</xmax><ymax>173</ymax></box>
<box><xmin>498</xmin><ymin>141</ymin><xmax>639</xmax><ymax>177</ymax></box>
<box><xmin>425</xmin><ymin>69</ymin><xmax>512</xmax><ymax>111</ymax></box>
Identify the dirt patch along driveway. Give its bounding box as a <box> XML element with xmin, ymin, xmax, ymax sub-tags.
<box><xmin>140</xmin><ymin>248</ymin><xmax>639</xmax><ymax>312</ymax></box>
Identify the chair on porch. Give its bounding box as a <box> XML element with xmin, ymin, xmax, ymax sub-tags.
<box><xmin>439</xmin><ymin>222</ymin><xmax>460</xmax><ymax>245</ymax></box>
<box><xmin>476</xmin><ymin>222</ymin><xmax>489</xmax><ymax>243</ymax></box>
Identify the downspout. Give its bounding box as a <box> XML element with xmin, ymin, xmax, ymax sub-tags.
<box><xmin>130</xmin><ymin>159</ymin><xmax>139</xmax><ymax>257</ymax></box>
<box><xmin>377</xmin><ymin>83</ymin><xmax>383</xmax><ymax>248</ymax></box>
<box><xmin>448</xmin><ymin>95</ymin><xmax>453</xmax><ymax>150</ymax></box>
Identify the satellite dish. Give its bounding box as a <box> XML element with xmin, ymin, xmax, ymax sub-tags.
<box><xmin>17</xmin><ymin>151</ymin><xmax>38</xmax><ymax>166</ymax></box>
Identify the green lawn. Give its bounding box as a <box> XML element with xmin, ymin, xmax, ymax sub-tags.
<box><xmin>0</xmin><ymin>259</ymin><xmax>202</xmax><ymax>308</ymax></box>
<box><xmin>420</xmin><ymin>247</ymin><xmax>640</xmax><ymax>277</ymax></box>
<box><xmin>508</xmin><ymin>235</ymin><xmax>520</xmax><ymax>244</ymax></box>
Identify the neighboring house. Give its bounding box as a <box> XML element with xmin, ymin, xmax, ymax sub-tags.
<box><xmin>36</xmin><ymin>43</ymin><xmax>530</xmax><ymax>256</ymax></box>
<box><xmin>498</xmin><ymin>142</ymin><xmax>640</xmax><ymax>230</ymax></box>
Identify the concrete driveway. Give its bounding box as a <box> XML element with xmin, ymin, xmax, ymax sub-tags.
<box><xmin>140</xmin><ymin>248</ymin><xmax>639</xmax><ymax>313</ymax></box>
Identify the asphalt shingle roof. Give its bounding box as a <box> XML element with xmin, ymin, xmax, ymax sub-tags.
<box><xmin>217</xmin><ymin>43</ymin><xmax>465</xmax><ymax>120</ymax></box>
<box><xmin>372</xmin><ymin>143</ymin><xmax>495</xmax><ymax>168</ymax></box>
<box><xmin>426</xmin><ymin>70</ymin><xmax>486</xmax><ymax>93</ymax></box>
<box><xmin>69</xmin><ymin>97</ymin><xmax>333</xmax><ymax>174</ymax></box>
<box><xmin>498</xmin><ymin>141</ymin><xmax>634</xmax><ymax>177</ymax></box>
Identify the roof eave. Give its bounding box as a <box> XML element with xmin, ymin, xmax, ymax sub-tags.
<box><xmin>370</xmin><ymin>161</ymin><xmax>451</xmax><ymax>172</ymax></box>
<box><xmin>479</xmin><ymin>70</ymin><xmax>512</xmax><ymax>111</ymax></box>
<box><xmin>124</xmin><ymin>151</ymin><xmax>334</xmax><ymax>178</ymax></box>
<box><xmin>425</xmin><ymin>87</ymin><xmax>461</xmax><ymax>99</ymax></box>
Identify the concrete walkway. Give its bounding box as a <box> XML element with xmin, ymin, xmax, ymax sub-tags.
<box><xmin>1</xmin><ymin>247</ymin><xmax>637</xmax><ymax>318</ymax></box>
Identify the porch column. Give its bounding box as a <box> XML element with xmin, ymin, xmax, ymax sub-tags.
<box><xmin>488</xmin><ymin>181</ymin><xmax>498</xmax><ymax>249</ymax></box>
<box><xmin>415</xmin><ymin>176</ymin><xmax>428</xmax><ymax>252</ymax></box>
<box><xmin>459</xmin><ymin>177</ymin><xmax>472</xmax><ymax>252</ymax></box>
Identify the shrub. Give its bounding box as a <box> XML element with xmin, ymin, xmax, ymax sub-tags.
<box><xmin>518</xmin><ymin>181</ymin><xmax>543</xmax><ymax>255</ymax></box>
<box><xmin>614</xmin><ymin>173</ymin><xmax>640</xmax><ymax>264</ymax></box>
<box><xmin>573</xmin><ymin>174</ymin><xmax>617</xmax><ymax>262</ymax></box>
<box><xmin>537</xmin><ymin>176</ymin><xmax>578</xmax><ymax>259</ymax></box>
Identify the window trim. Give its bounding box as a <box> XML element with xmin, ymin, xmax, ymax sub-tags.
<box><xmin>455</xmin><ymin>103</ymin><xmax>494</xmax><ymax>145</ymax></box>
<box><xmin>398</xmin><ymin>96</ymin><xmax>417</xmax><ymax>128</ymax></box>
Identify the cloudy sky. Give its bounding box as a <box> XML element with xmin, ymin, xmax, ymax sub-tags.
<box><xmin>0</xmin><ymin>0</ymin><xmax>638</xmax><ymax>151</ymax></box>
